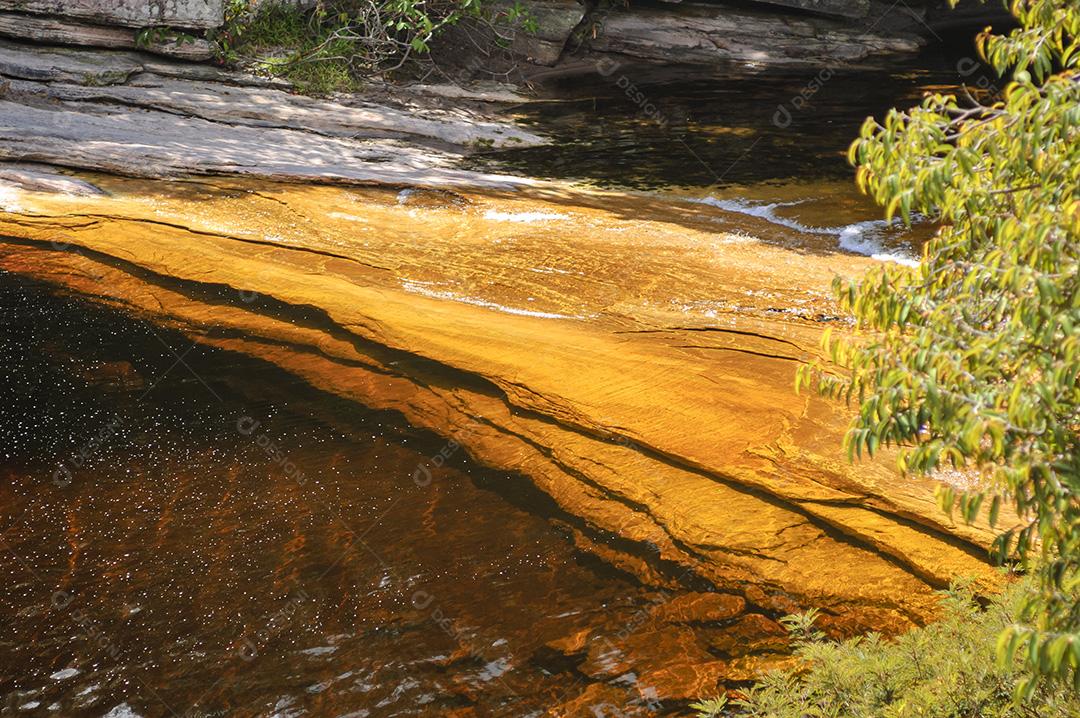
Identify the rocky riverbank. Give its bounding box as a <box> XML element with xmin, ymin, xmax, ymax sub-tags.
<box><xmin>0</xmin><ymin>0</ymin><xmax>1009</xmax><ymax>73</ymax></box>
<box><xmin>0</xmin><ymin>39</ymin><xmax>544</xmax><ymax>189</ymax></box>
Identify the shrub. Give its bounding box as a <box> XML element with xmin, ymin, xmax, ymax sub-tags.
<box><xmin>214</xmin><ymin>0</ymin><xmax>534</xmax><ymax>93</ymax></box>
<box><xmin>796</xmin><ymin>0</ymin><xmax>1080</xmax><ymax>692</ymax></box>
<box><xmin>731</xmin><ymin>578</ymin><xmax>1080</xmax><ymax>718</ymax></box>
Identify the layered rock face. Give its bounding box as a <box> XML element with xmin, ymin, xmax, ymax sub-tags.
<box><xmin>0</xmin><ymin>40</ymin><xmax>543</xmax><ymax>185</ymax></box>
<box><xmin>0</xmin><ymin>12</ymin><xmax>217</xmax><ymax>60</ymax></box>
<box><xmin>0</xmin><ymin>0</ymin><xmax>223</xmax><ymax>60</ymax></box>
<box><xmin>0</xmin><ymin>0</ymin><xmax>1001</xmax><ymax>71</ymax></box>
<box><xmin>479</xmin><ymin>0</ymin><xmax>1006</xmax><ymax>73</ymax></box>
<box><xmin>580</xmin><ymin>3</ymin><xmax>922</xmax><ymax>69</ymax></box>
<box><xmin>0</xmin><ymin>0</ymin><xmax>225</xmax><ymax>28</ymax></box>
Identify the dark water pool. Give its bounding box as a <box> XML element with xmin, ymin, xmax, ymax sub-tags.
<box><xmin>0</xmin><ymin>270</ymin><xmax>662</xmax><ymax>717</ymax></box>
<box><xmin>474</xmin><ymin>44</ymin><xmax>997</xmax><ymax>190</ymax></box>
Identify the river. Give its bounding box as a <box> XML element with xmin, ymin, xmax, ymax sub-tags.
<box><xmin>0</xmin><ymin>44</ymin><xmax>998</xmax><ymax>717</ymax></box>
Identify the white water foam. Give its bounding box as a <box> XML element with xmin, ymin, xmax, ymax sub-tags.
<box><xmin>691</xmin><ymin>196</ymin><xmax>919</xmax><ymax>267</ymax></box>
<box><xmin>837</xmin><ymin>223</ymin><xmax>919</xmax><ymax>268</ymax></box>
<box><xmin>49</xmin><ymin>668</ymin><xmax>80</xmax><ymax>681</ymax></box>
<box><xmin>693</xmin><ymin>197</ymin><xmax>816</xmax><ymax>234</ymax></box>
<box><xmin>482</xmin><ymin>210</ymin><xmax>570</xmax><ymax>223</ymax></box>
<box><xmin>401</xmin><ymin>280</ymin><xmax>583</xmax><ymax>320</ymax></box>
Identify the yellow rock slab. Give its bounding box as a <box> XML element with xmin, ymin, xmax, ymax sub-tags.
<box><xmin>0</xmin><ymin>173</ymin><xmax>1012</xmax><ymax>634</ymax></box>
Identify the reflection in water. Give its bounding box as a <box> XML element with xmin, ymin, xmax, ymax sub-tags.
<box><xmin>479</xmin><ymin>46</ymin><xmax>986</xmax><ymax>191</ymax></box>
<box><xmin>464</xmin><ymin>47</ymin><xmax>981</xmax><ymax>273</ymax></box>
<box><xmin>0</xmin><ymin>272</ymin><xmax>658</xmax><ymax>716</ymax></box>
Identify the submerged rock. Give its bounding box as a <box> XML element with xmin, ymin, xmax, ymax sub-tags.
<box><xmin>580</xmin><ymin>625</ymin><xmax>716</xmax><ymax>678</ymax></box>
<box><xmin>544</xmin><ymin>628</ymin><xmax>592</xmax><ymax>657</ymax></box>
<box><xmin>650</xmin><ymin>592</ymin><xmax>746</xmax><ymax>625</ymax></box>
<box><xmin>706</xmin><ymin>613</ymin><xmax>790</xmax><ymax>657</ymax></box>
<box><xmin>550</xmin><ymin>682</ymin><xmax>645</xmax><ymax>717</ymax></box>
<box><xmin>636</xmin><ymin>659</ymin><xmax>730</xmax><ymax>701</ymax></box>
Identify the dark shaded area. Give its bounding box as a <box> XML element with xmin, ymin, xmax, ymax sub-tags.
<box><xmin>0</xmin><ymin>269</ymin><xmax>661</xmax><ymax>717</ymax></box>
<box><xmin>473</xmin><ymin>43</ymin><xmax>1000</xmax><ymax>190</ymax></box>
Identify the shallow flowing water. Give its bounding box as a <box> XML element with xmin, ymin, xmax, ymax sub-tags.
<box><xmin>0</xmin><ymin>44</ymin><xmax>995</xmax><ymax>717</ymax></box>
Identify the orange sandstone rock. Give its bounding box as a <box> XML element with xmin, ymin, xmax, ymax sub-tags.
<box><xmin>650</xmin><ymin>592</ymin><xmax>746</xmax><ymax>624</ymax></box>
<box><xmin>0</xmin><ymin>174</ymin><xmax>1014</xmax><ymax>640</ymax></box>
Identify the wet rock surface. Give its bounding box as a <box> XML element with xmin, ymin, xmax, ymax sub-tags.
<box><xmin>0</xmin><ymin>171</ymin><xmax>1016</xmax><ymax>714</ymax></box>
<box><xmin>0</xmin><ymin>162</ymin><xmax>105</xmax><ymax>195</ymax></box>
<box><xmin>706</xmin><ymin>614</ymin><xmax>789</xmax><ymax>656</ymax></box>
<box><xmin>0</xmin><ymin>175</ymin><xmax>1009</xmax><ymax>615</ymax></box>
<box><xmin>650</xmin><ymin>592</ymin><xmax>747</xmax><ymax>625</ymax></box>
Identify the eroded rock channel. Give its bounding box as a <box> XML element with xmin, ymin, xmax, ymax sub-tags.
<box><xmin>0</xmin><ymin>32</ymin><xmax>1013</xmax><ymax>718</ymax></box>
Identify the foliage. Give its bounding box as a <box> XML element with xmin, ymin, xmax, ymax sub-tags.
<box><xmin>690</xmin><ymin>694</ymin><xmax>728</xmax><ymax>718</ymax></box>
<box><xmin>779</xmin><ymin>607</ymin><xmax>825</xmax><ymax>645</ymax></box>
<box><xmin>214</xmin><ymin>2</ymin><xmax>356</xmax><ymax>93</ymax></box>
<box><xmin>796</xmin><ymin>0</ymin><xmax>1080</xmax><ymax>692</ymax></box>
<box><xmin>134</xmin><ymin>27</ymin><xmax>201</xmax><ymax>50</ymax></box>
<box><xmin>214</xmin><ymin>0</ymin><xmax>535</xmax><ymax>94</ymax></box>
<box><xmin>736</xmin><ymin>577</ymin><xmax>1080</xmax><ymax>717</ymax></box>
